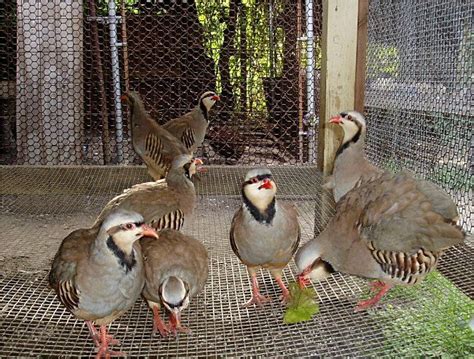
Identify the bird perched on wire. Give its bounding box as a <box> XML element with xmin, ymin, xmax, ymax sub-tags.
<box><xmin>49</xmin><ymin>210</ymin><xmax>159</xmax><ymax>358</ymax></box>
<box><xmin>323</xmin><ymin>111</ymin><xmax>382</xmax><ymax>202</ymax></box>
<box><xmin>162</xmin><ymin>91</ymin><xmax>219</xmax><ymax>155</ymax></box>
<box><xmin>94</xmin><ymin>154</ymin><xmax>199</xmax><ymax>232</ymax></box>
<box><xmin>141</xmin><ymin>229</ymin><xmax>208</xmax><ymax>336</ymax></box>
<box><xmin>124</xmin><ymin>91</ymin><xmax>189</xmax><ymax>180</ymax></box>
<box><xmin>230</xmin><ymin>168</ymin><xmax>300</xmax><ymax>307</ymax></box>
<box><xmin>295</xmin><ymin>111</ymin><xmax>465</xmax><ymax>311</ymax></box>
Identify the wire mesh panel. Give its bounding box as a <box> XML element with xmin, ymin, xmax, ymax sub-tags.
<box><xmin>0</xmin><ymin>0</ymin><xmax>322</xmax><ymax>166</ymax></box>
<box><xmin>365</xmin><ymin>0</ymin><xmax>473</xmax><ymax>232</ymax></box>
<box><xmin>0</xmin><ymin>166</ymin><xmax>473</xmax><ymax>357</ymax></box>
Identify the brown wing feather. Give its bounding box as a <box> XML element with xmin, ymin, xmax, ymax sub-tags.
<box><xmin>229</xmin><ymin>207</ymin><xmax>244</xmax><ymax>263</ymax></box>
<box><xmin>49</xmin><ymin>227</ymin><xmax>97</xmax><ymax>311</ymax></box>
<box><xmin>357</xmin><ymin>172</ymin><xmax>464</xmax><ymax>254</ymax></box>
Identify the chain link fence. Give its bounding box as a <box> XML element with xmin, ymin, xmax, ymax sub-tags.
<box><xmin>1</xmin><ymin>0</ymin><xmax>322</xmax><ymax>166</ymax></box>
<box><xmin>365</xmin><ymin>0</ymin><xmax>472</xmax><ymax>232</ymax></box>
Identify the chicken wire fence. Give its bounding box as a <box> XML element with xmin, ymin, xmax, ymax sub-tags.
<box><xmin>0</xmin><ymin>0</ymin><xmax>473</xmax><ymax>357</ymax></box>
<box><xmin>0</xmin><ymin>0</ymin><xmax>322</xmax><ymax>166</ymax></box>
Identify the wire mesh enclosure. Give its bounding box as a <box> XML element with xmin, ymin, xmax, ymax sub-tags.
<box><xmin>0</xmin><ymin>0</ymin><xmax>473</xmax><ymax>357</ymax></box>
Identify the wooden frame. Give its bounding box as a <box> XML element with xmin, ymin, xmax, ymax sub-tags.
<box><xmin>318</xmin><ymin>0</ymin><xmax>368</xmax><ymax>174</ymax></box>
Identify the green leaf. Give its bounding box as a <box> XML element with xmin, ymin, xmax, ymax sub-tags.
<box><xmin>283</xmin><ymin>282</ymin><xmax>320</xmax><ymax>324</ymax></box>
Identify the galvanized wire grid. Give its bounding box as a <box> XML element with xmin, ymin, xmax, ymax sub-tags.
<box><xmin>365</xmin><ymin>0</ymin><xmax>473</xmax><ymax>233</ymax></box>
<box><xmin>0</xmin><ymin>166</ymin><xmax>473</xmax><ymax>357</ymax></box>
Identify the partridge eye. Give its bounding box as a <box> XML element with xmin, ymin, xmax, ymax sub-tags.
<box><xmin>347</xmin><ymin>115</ymin><xmax>353</xmax><ymax>121</ymax></box>
<box><xmin>125</xmin><ymin>223</ymin><xmax>134</xmax><ymax>230</ymax></box>
<box><xmin>251</xmin><ymin>178</ymin><xmax>259</xmax><ymax>183</ymax></box>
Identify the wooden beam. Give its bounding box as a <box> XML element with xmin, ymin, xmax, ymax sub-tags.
<box><xmin>354</xmin><ymin>0</ymin><xmax>368</xmax><ymax>113</ymax></box>
<box><xmin>318</xmin><ymin>0</ymin><xmax>359</xmax><ymax>175</ymax></box>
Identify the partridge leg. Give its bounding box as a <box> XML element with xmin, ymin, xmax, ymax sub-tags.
<box><xmin>168</xmin><ymin>311</ymin><xmax>190</xmax><ymax>335</ymax></box>
<box><xmin>86</xmin><ymin>321</ymin><xmax>120</xmax><ymax>348</ymax></box>
<box><xmin>152</xmin><ymin>305</ymin><xmax>171</xmax><ymax>337</ymax></box>
<box><xmin>95</xmin><ymin>325</ymin><xmax>126</xmax><ymax>359</ymax></box>
<box><xmin>270</xmin><ymin>269</ymin><xmax>290</xmax><ymax>304</ymax></box>
<box><xmin>86</xmin><ymin>321</ymin><xmax>100</xmax><ymax>348</ymax></box>
<box><xmin>355</xmin><ymin>282</ymin><xmax>392</xmax><ymax>312</ymax></box>
<box><xmin>242</xmin><ymin>268</ymin><xmax>271</xmax><ymax>307</ymax></box>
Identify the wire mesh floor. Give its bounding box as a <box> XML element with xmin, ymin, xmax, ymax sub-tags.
<box><xmin>0</xmin><ymin>166</ymin><xmax>473</xmax><ymax>357</ymax></box>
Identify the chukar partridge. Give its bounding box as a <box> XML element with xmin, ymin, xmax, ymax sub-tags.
<box><xmin>296</xmin><ymin>112</ymin><xmax>465</xmax><ymax>311</ymax></box>
<box><xmin>162</xmin><ymin>91</ymin><xmax>219</xmax><ymax>154</ymax></box>
<box><xmin>49</xmin><ymin>210</ymin><xmax>158</xmax><ymax>358</ymax></box>
<box><xmin>125</xmin><ymin>91</ymin><xmax>189</xmax><ymax>180</ymax></box>
<box><xmin>324</xmin><ymin>111</ymin><xmax>382</xmax><ymax>202</ymax></box>
<box><xmin>141</xmin><ymin>229</ymin><xmax>208</xmax><ymax>336</ymax></box>
<box><xmin>230</xmin><ymin>168</ymin><xmax>300</xmax><ymax>306</ymax></box>
<box><xmin>94</xmin><ymin>155</ymin><xmax>199</xmax><ymax>232</ymax></box>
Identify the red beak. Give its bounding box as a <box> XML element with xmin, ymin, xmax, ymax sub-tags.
<box><xmin>211</xmin><ymin>95</ymin><xmax>220</xmax><ymax>101</ymax></box>
<box><xmin>259</xmin><ymin>179</ymin><xmax>273</xmax><ymax>190</ymax></box>
<box><xmin>120</xmin><ymin>94</ymin><xmax>129</xmax><ymax>103</ymax></box>
<box><xmin>193</xmin><ymin>158</ymin><xmax>204</xmax><ymax>166</ymax></box>
<box><xmin>141</xmin><ymin>224</ymin><xmax>159</xmax><ymax>239</ymax></box>
<box><xmin>329</xmin><ymin>115</ymin><xmax>343</xmax><ymax>124</ymax></box>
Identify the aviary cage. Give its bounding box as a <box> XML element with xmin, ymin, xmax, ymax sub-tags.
<box><xmin>0</xmin><ymin>0</ymin><xmax>472</xmax><ymax>357</ymax></box>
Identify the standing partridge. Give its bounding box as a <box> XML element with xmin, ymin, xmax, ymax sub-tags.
<box><xmin>141</xmin><ymin>229</ymin><xmax>209</xmax><ymax>336</ymax></box>
<box><xmin>49</xmin><ymin>210</ymin><xmax>159</xmax><ymax>357</ymax></box>
<box><xmin>162</xmin><ymin>91</ymin><xmax>219</xmax><ymax>155</ymax></box>
<box><xmin>124</xmin><ymin>91</ymin><xmax>189</xmax><ymax>180</ymax></box>
<box><xmin>94</xmin><ymin>155</ymin><xmax>199</xmax><ymax>232</ymax></box>
<box><xmin>230</xmin><ymin>168</ymin><xmax>300</xmax><ymax>306</ymax></box>
<box><xmin>296</xmin><ymin>111</ymin><xmax>465</xmax><ymax>311</ymax></box>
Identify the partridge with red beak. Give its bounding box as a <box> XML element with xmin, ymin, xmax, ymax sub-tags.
<box><xmin>296</xmin><ymin>111</ymin><xmax>465</xmax><ymax>311</ymax></box>
<box><xmin>163</xmin><ymin>91</ymin><xmax>219</xmax><ymax>155</ymax></box>
<box><xmin>324</xmin><ymin>111</ymin><xmax>382</xmax><ymax>202</ymax></box>
<box><xmin>230</xmin><ymin>168</ymin><xmax>300</xmax><ymax>307</ymax></box>
<box><xmin>49</xmin><ymin>210</ymin><xmax>159</xmax><ymax>358</ymax></box>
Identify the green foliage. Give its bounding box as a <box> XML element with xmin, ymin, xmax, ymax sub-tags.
<box><xmin>367</xmin><ymin>44</ymin><xmax>399</xmax><ymax>78</ymax></box>
<box><xmin>371</xmin><ymin>272</ymin><xmax>474</xmax><ymax>356</ymax></box>
<box><xmin>283</xmin><ymin>282</ymin><xmax>319</xmax><ymax>324</ymax></box>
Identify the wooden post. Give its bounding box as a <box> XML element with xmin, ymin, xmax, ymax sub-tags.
<box><xmin>318</xmin><ymin>0</ymin><xmax>359</xmax><ymax>175</ymax></box>
<box><xmin>16</xmin><ymin>0</ymin><xmax>84</xmax><ymax>165</ymax></box>
<box><xmin>354</xmin><ymin>0</ymin><xmax>368</xmax><ymax>113</ymax></box>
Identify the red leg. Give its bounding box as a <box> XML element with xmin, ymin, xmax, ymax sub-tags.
<box><xmin>355</xmin><ymin>282</ymin><xmax>392</xmax><ymax>312</ymax></box>
<box><xmin>86</xmin><ymin>321</ymin><xmax>100</xmax><ymax>348</ymax></box>
<box><xmin>168</xmin><ymin>311</ymin><xmax>190</xmax><ymax>335</ymax></box>
<box><xmin>94</xmin><ymin>325</ymin><xmax>126</xmax><ymax>359</ymax></box>
<box><xmin>274</xmin><ymin>276</ymin><xmax>290</xmax><ymax>304</ymax></box>
<box><xmin>369</xmin><ymin>280</ymin><xmax>386</xmax><ymax>292</ymax></box>
<box><xmin>242</xmin><ymin>273</ymin><xmax>271</xmax><ymax>307</ymax></box>
<box><xmin>152</xmin><ymin>305</ymin><xmax>171</xmax><ymax>337</ymax></box>
<box><xmin>297</xmin><ymin>266</ymin><xmax>313</xmax><ymax>289</ymax></box>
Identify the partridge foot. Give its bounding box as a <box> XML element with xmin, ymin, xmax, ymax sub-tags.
<box><xmin>355</xmin><ymin>282</ymin><xmax>392</xmax><ymax>312</ymax></box>
<box><xmin>242</xmin><ymin>292</ymin><xmax>272</xmax><ymax>307</ymax></box>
